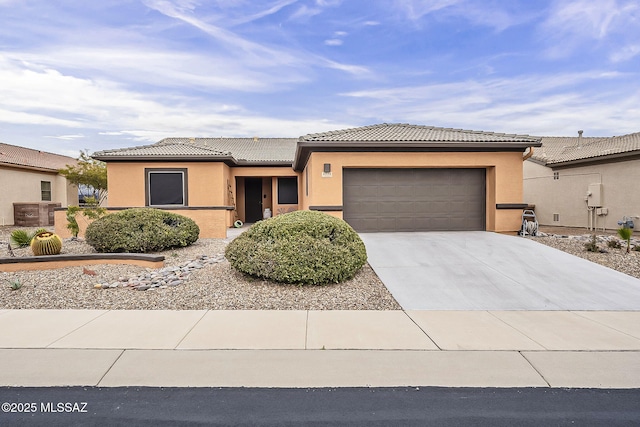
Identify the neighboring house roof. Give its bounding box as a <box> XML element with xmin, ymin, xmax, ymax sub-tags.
<box><xmin>294</xmin><ymin>123</ymin><xmax>542</xmax><ymax>171</ymax></box>
<box><xmin>0</xmin><ymin>142</ymin><xmax>76</xmax><ymax>172</ymax></box>
<box><xmin>92</xmin><ymin>138</ymin><xmax>298</xmax><ymax>165</ymax></box>
<box><xmin>530</xmin><ymin>132</ymin><xmax>640</xmax><ymax>167</ymax></box>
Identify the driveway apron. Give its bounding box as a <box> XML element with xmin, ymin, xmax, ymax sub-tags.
<box><xmin>360</xmin><ymin>232</ymin><xmax>640</xmax><ymax>310</ymax></box>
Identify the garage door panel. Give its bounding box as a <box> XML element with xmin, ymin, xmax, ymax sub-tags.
<box><xmin>343</xmin><ymin>168</ymin><xmax>485</xmax><ymax>232</ymax></box>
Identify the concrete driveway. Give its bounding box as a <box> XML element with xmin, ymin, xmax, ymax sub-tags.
<box><xmin>360</xmin><ymin>232</ymin><xmax>640</xmax><ymax>310</ymax></box>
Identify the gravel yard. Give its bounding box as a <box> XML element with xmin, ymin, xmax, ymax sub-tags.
<box><xmin>1</xmin><ymin>225</ymin><xmax>638</xmax><ymax>310</ymax></box>
<box><xmin>530</xmin><ymin>227</ymin><xmax>640</xmax><ymax>281</ymax></box>
<box><xmin>0</xmin><ymin>226</ymin><xmax>400</xmax><ymax>310</ymax></box>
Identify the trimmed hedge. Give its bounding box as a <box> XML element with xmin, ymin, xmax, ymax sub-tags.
<box><xmin>85</xmin><ymin>208</ymin><xmax>199</xmax><ymax>253</ymax></box>
<box><xmin>225</xmin><ymin>210</ymin><xmax>367</xmax><ymax>285</ymax></box>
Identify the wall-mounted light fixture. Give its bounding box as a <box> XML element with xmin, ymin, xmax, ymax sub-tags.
<box><xmin>322</xmin><ymin>163</ymin><xmax>332</xmax><ymax>178</ymax></box>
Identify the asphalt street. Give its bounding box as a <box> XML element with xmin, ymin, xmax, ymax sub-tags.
<box><xmin>1</xmin><ymin>387</ymin><xmax>639</xmax><ymax>426</ymax></box>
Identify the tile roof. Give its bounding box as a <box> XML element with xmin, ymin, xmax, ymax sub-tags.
<box><xmin>93</xmin><ymin>138</ymin><xmax>298</xmax><ymax>163</ymax></box>
<box><xmin>0</xmin><ymin>142</ymin><xmax>77</xmax><ymax>172</ymax></box>
<box><xmin>300</xmin><ymin>123</ymin><xmax>540</xmax><ymax>143</ymax></box>
<box><xmin>160</xmin><ymin>138</ymin><xmax>298</xmax><ymax>162</ymax></box>
<box><xmin>531</xmin><ymin>132</ymin><xmax>640</xmax><ymax>165</ymax></box>
<box><xmin>93</xmin><ymin>141</ymin><xmax>231</xmax><ymax>158</ymax></box>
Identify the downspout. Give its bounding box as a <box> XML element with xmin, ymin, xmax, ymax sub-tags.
<box><xmin>522</xmin><ymin>146</ymin><xmax>534</xmax><ymax>161</ymax></box>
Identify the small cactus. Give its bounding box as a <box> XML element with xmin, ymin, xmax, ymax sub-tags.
<box><xmin>6</xmin><ymin>279</ymin><xmax>22</xmax><ymax>291</ymax></box>
<box><xmin>30</xmin><ymin>231</ymin><xmax>63</xmax><ymax>256</ymax></box>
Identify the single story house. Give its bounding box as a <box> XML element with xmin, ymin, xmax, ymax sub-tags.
<box><xmin>0</xmin><ymin>142</ymin><xmax>78</xmax><ymax>226</ymax></box>
<box><xmin>83</xmin><ymin>123</ymin><xmax>541</xmax><ymax>238</ymax></box>
<box><xmin>524</xmin><ymin>131</ymin><xmax>640</xmax><ymax>230</ymax></box>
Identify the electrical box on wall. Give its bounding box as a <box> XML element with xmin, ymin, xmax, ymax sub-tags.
<box><xmin>587</xmin><ymin>183</ymin><xmax>603</xmax><ymax>207</ymax></box>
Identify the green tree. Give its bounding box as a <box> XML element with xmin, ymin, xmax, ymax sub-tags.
<box><xmin>59</xmin><ymin>150</ymin><xmax>107</xmax><ymax>206</ymax></box>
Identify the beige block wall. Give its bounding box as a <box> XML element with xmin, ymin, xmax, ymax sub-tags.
<box><xmin>0</xmin><ymin>166</ymin><xmax>77</xmax><ymax>226</ymax></box>
<box><xmin>524</xmin><ymin>158</ymin><xmax>640</xmax><ymax>230</ymax></box>
<box><xmin>302</xmin><ymin>151</ymin><xmax>526</xmax><ymax>233</ymax></box>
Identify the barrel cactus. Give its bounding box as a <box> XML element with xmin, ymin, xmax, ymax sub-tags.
<box><xmin>30</xmin><ymin>231</ymin><xmax>63</xmax><ymax>256</ymax></box>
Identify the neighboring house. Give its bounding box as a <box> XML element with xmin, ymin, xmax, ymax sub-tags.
<box><xmin>524</xmin><ymin>131</ymin><xmax>640</xmax><ymax>230</ymax></box>
<box><xmin>86</xmin><ymin>123</ymin><xmax>541</xmax><ymax>238</ymax></box>
<box><xmin>0</xmin><ymin>142</ymin><xmax>78</xmax><ymax>226</ymax></box>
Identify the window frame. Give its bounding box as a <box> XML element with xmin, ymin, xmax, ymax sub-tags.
<box><xmin>277</xmin><ymin>177</ymin><xmax>298</xmax><ymax>205</ymax></box>
<box><xmin>145</xmin><ymin>168</ymin><xmax>188</xmax><ymax>207</ymax></box>
<box><xmin>41</xmin><ymin>181</ymin><xmax>52</xmax><ymax>201</ymax></box>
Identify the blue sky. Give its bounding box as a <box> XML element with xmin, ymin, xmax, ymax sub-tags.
<box><xmin>1</xmin><ymin>0</ymin><xmax>639</xmax><ymax>157</ymax></box>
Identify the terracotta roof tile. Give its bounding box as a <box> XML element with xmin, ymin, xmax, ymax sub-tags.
<box><xmin>93</xmin><ymin>141</ymin><xmax>231</xmax><ymax>158</ymax></box>
<box><xmin>94</xmin><ymin>138</ymin><xmax>298</xmax><ymax>163</ymax></box>
<box><xmin>300</xmin><ymin>123</ymin><xmax>539</xmax><ymax>143</ymax></box>
<box><xmin>532</xmin><ymin>132</ymin><xmax>640</xmax><ymax>165</ymax></box>
<box><xmin>0</xmin><ymin>142</ymin><xmax>77</xmax><ymax>171</ymax></box>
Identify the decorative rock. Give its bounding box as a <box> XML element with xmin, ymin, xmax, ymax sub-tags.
<box><xmin>94</xmin><ymin>284</ymin><xmax>102</xmax><ymax>289</ymax></box>
<box><xmin>112</xmin><ymin>253</ymin><xmax>224</xmax><ymax>291</ymax></box>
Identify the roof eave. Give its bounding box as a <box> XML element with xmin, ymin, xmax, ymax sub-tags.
<box><xmin>548</xmin><ymin>150</ymin><xmax>640</xmax><ymax>168</ymax></box>
<box><xmin>234</xmin><ymin>160</ymin><xmax>294</xmax><ymax>167</ymax></box>
<box><xmin>293</xmin><ymin>140</ymin><xmax>542</xmax><ymax>172</ymax></box>
<box><xmin>0</xmin><ymin>161</ymin><xmax>66</xmax><ymax>173</ymax></box>
<box><xmin>92</xmin><ymin>154</ymin><xmax>237</xmax><ymax>166</ymax></box>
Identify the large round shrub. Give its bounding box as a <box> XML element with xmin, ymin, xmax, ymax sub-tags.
<box><xmin>225</xmin><ymin>210</ymin><xmax>367</xmax><ymax>285</ymax></box>
<box><xmin>85</xmin><ymin>208</ymin><xmax>199</xmax><ymax>253</ymax></box>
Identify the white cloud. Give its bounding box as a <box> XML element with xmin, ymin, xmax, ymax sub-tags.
<box><xmin>142</xmin><ymin>0</ymin><xmax>368</xmax><ymax>76</ymax></box>
<box><xmin>341</xmin><ymin>71</ymin><xmax>640</xmax><ymax>136</ymax></box>
<box><xmin>45</xmin><ymin>134</ymin><xmax>85</xmax><ymax>140</ymax></box>
<box><xmin>227</xmin><ymin>0</ymin><xmax>298</xmax><ymax>26</ymax></box>
<box><xmin>394</xmin><ymin>0</ymin><xmax>460</xmax><ymax>21</ymax></box>
<box><xmin>324</xmin><ymin>39</ymin><xmax>343</xmax><ymax>46</ymax></box>
<box><xmin>540</xmin><ymin>0</ymin><xmax>640</xmax><ymax>59</ymax></box>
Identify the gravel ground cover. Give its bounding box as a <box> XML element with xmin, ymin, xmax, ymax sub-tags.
<box><xmin>1</xmin><ymin>225</ymin><xmax>638</xmax><ymax>310</ymax></box>
<box><xmin>532</xmin><ymin>226</ymin><xmax>640</xmax><ymax>280</ymax></box>
<box><xmin>0</xmin><ymin>226</ymin><xmax>400</xmax><ymax>310</ymax></box>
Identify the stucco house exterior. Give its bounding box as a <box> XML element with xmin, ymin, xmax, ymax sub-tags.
<box><xmin>524</xmin><ymin>131</ymin><xmax>640</xmax><ymax>231</ymax></box>
<box><xmin>84</xmin><ymin>123</ymin><xmax>541</xmax><ymax>238</ymax></box>
<box><xmin>0</xmin><ymin>142</ymin><xmax>78</xmax><ymax>226</ymax></box>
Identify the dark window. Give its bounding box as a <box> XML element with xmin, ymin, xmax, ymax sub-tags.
<box><xmin>146</xmin><ymin>170</ymin><xmax>186</xmax><ymax>206</ymax></box>
<box><xmin>278</xmin><ymin>177</ymin><xmax>298</xmax><ymax>204</ymax></box>
<box><xmin>41</xmin><ymin>181</ymin><xmax>52</xmax><ymax>201</ymax></box>
<box><xmin>553</xmin><ymin>171</ymin><xmax>559</xmax><ymax>180</ymax></box>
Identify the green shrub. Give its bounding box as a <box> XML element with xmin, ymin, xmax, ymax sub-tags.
<box><xmin>617</xmin><ymin>227</ymin><xmax>633</xmax><ymax>253</ymax></box>
<box><xmin>584</xmin><ymin>234</ymin><xmax>599</xmax><ymax>252</ymax></box>
<box><xmin>9</xmin><ymin>228</ymin><xmax>47</xmax><ymax>248</ymax></box>
<box><xmin>607</xmin><ymin>239</ymin><xmax>622</xmax><ymax>249</ymax></box>
<box><xmin>225</xmin><ymin>210</ymin><xmax>367</xmax><ymax>285</ymax></box>
<box><xmin>85</xmin><ymin>208</ymin><xmax>199</xmax><ymax>253</ymax></box>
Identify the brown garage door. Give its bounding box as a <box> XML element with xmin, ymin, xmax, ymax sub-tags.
<box><xmin>343</xmin><ymin>168</ymin><xmax>485</xmax><ymax>232</ymax></box>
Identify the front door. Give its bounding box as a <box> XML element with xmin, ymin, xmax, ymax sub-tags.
<box><xmin>244</xmin><ymin>178</ymin><xmax>263</xmax><ymax>223</ymax></box>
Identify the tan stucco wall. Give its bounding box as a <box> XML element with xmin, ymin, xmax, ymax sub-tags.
<box><xmin>0</xmin><ymin>165</ymin><xmax>77</xmax><ymax>226</ymax></box>
<box><xmin>302</xmin><ymin>151</ymin><xmax>526</xmax><ymax>233</ymax></box>
<box><xmin>524</xmin><ymin>158</ymin><xmax>640</xmax><ymax>230</ymax></box>
<box><xmin>231</xmin><ymin>167</ymin><xmax>300</xmax><ymax>223</ymax></box>
<box><xmin>55</xmin><ymin>208</ymin><xmax>230</xmax><ymax>239</ymax></box>
<box><xmin>107</xmin><ymin>162</ymin><xmax>230</xmax><ymax>207</ymax></box>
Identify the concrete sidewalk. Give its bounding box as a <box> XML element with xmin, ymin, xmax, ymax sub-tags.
<box><xmin>0</xmin><ymin>309</ymin><xmax>638</xmax><ymax>388</ymax></box>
